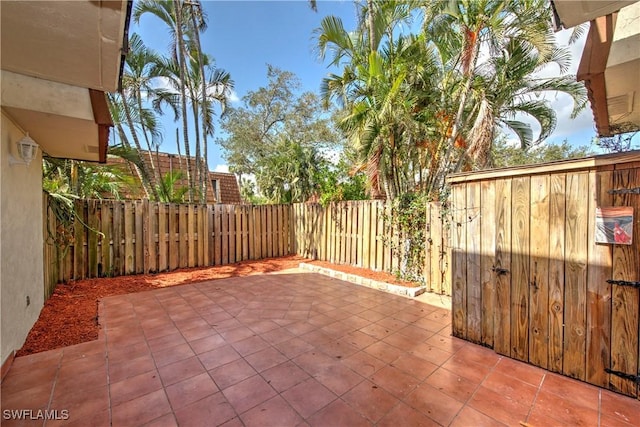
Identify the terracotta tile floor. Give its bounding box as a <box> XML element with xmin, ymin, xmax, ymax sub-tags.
<box><xmin>2</xmin><ymin>272</ymin><xmax>639</xmax><ymax>426</ymax></box>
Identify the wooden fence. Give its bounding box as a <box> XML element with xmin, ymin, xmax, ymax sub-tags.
<box><xmin>44</xmin><ymin>198</ymin><xmax>451</xmax><ymax>299</ymax></box>
<box><xmin>292</xmin><ymin>201</ymin><xmax>450</xmax><ymax>295</ymax></box>
<box><xmin>43</xmin><ymin>199</ymin><xmax>292</xmax><ymax>298</ymax></box>
<box><xmin>448</xmin><ymin>151</ymin><xmax>640</xmax><ymax>399</ymax></box>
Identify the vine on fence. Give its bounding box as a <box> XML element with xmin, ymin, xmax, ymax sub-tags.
<box><xmin>383</xmin><ymin>192</ymin><xmax>431</xmax><ymax>284</ymax></box>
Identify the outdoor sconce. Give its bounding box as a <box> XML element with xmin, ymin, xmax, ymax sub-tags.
<box><xmin>9</xmin><ymin>133</ymin><xmax>39</xmax><ymax>166</ymax></box>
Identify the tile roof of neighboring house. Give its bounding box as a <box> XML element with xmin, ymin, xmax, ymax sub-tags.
<box><xmin>109</xmin><ymin>150</ymin><xmax>243</xmax><ymax>204</ymax></box>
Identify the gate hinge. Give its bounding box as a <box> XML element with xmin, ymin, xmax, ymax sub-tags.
<box><xmin>606</xmin><ymin>279</ymin><xmax>640</xmax><ymax>289</ymax></box>
<box><xmin>605</xmin><ymin>368</ymin><xmax>640</xmax><ymax>384</ymax></box>
<box><xmin>608</xmin><ymin>187</ymin><xmax>640</xmax><ymax>195</ymax></box>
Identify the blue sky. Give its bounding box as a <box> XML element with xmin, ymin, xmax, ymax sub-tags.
<box><xmin>133</xmin><ymin>0</ymin><xmax>605</xmax><ymax>172</ymax></box>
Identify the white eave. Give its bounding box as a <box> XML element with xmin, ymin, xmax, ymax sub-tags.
<box><xmin>554</xmin><ymin>0</ymin><xmax>640</xmax><ymax>137</ymax></box>
<box><xmin>0</xmin><ymin>0</ymin><xmax>130</xmax><ymax>162</ymax></box>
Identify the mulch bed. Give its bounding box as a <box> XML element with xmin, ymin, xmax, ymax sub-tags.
<box><xmin>17</xmin><ymin>256</ymin><xmax>419</xmax><ymax>356</ymax></box>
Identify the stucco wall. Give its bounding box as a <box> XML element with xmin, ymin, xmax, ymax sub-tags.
<box><xmin>1</xmin><ymin>111</ymin><xmax>44</xmax><ymax>367</ymax></box>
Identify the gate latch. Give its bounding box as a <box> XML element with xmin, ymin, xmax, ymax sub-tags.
<box><xmin>605</xmin><ymin>368</ymin><xmax>640</xmax><ymax>384</ymax></box>
<box><xmin>606</xmin><ymin>279</ymin><xmax>640</xmax><ymax>289</ymax></box>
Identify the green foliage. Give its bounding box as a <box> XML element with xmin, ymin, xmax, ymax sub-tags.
<box><xmin>156</xmin><ymin>171</ymin><xmax>189</xmax><ymax>203</ymax></box>
<box><xmin>317</xmin><ymin>160</ymin><xmax>368</xmax><ymax>206</ymax></box>
<box><xmin>491</xmin><ymin>137</ymin><xmax>592</xmax><ymax>168</ymax></box>
<box><xmin>218</xmin><ymin>66</ymin><xmax>341</xmax><ymax>203</ymax></box>
<box><xmin>385</xmin><ymin>192</ymin><xmax>430</xmax><ymax>284</ymax></box>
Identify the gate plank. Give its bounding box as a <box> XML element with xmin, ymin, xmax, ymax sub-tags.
<box><xmin>87</xmin><ymin>200</ymin><xmax>99</xmax><ymax>278</ymax></box>
<box><xmin>135</xmin><ymin>200</ymin><xmax>144</xmax><ymax>273</ymax></box>
<box><xmin>586</xmin><ymin>170</ymin><xmax>612</xmax><ymax>387</ymax></box>
<box><xmin>529</xmin><ymin>175</ymin><xmax>550</xmax><ymax>368</ymax></box>
<box><xmin>480</xmin><ymin>181</ymin><xmax>496</xmax><ymax>347</ymax></box>
<box><xmin>563</xmin><ymin>172</ymin><xmax>589</xmax><ymax>381</ymax></box>
<box><xmin>169</xmin><ymin>204</ymin><xmax>178</xmax><ymax>270</ymax></box>
<box><xmin>451</xmin><ymin>184</ymin><xmax>468</xmax><ymax>339</ymax></box>
<box><xmin>610</xmin><ymin>168</ymin><xmax>639</xmax><ymax>397</ymax></box>
<box><xmin>101</xmin><ymin>201</ymin><xmax>112</xmax><ymax>276</ymax></box>
<box><xmin>511</xmin><ymin>176</ymin><xmax>530</xmax><ymax>361</ymax></box>
<box><xmin>494</xmin><ymin>178</ymin><xmax>512</xmax><ymax>356</ymax></box>
<box><xmin>466</xmin><ymin>182</ymin><xmax>482</xmax><ymax>343</ymax></box>
<box><xmin>124</xmin><ymin>201</ymin><xmax>135</xmax><ymax>275</ymax></box>
<box><xmin>158</xmin><ymin>203</ymin><xmax>167</xmax><ymax>271</ymax></box>
<box><xmin>548</xmin><ymin>173</ymin><xmax>566</xmax><ymax>373</ymax></box>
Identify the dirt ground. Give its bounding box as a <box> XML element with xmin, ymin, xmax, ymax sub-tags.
<box><xmin>17</xmin><ymin>256</ymin><xmax>418</xmax><ymax>356</ymax></box>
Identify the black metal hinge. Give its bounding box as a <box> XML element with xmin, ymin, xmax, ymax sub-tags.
<box><xmin>608</xmin><ymin>187</ymin><xmax>640</xmax><ymax>195</ymax></box>
<box><xmin>605</xmin><ymin>368</ymin><xmax>640</xmax><ymax>384</ymax></box>
<box><xmin>606</xmin><ymin>279</ymin><xmax>640</xmax><ymax>289</ymax></box>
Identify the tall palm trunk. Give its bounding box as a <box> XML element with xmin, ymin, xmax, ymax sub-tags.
<box><xmin>189</xmin><ymin>1</ymin><xmax>210</xmax><ymax>204</ymax></box>
<box><xmin>121</xmin><ymin>96</ymin><xmax>159</xmax><ymax>200</ymax></box>
<box><xmin>174</xmin><ymin>0</ymin><xmax>194</xmax><ymax>202</ymax></box>
<box><xmin>136</xmin><ymin>94</ymin><xmax>161</xmax><ymax>189</ymax></box>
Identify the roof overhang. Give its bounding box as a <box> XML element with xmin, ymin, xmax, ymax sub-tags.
<box><xmin>553</xmin><ymin>1</ymin><xmax>640</xmax><ymax>137</ymax></box>
<box><xmin>551</xmin><ymin>1</ymin><xmax>635</xmax><ymax>29</ymax></box>
<box><xmin>0</xmin><ymin>0</ymin><xmax>131</xmax><ymax>163</ymax></box>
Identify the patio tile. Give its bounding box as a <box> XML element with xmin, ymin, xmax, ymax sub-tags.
<box><xmin>50</xmin><ymin>385</ymin><xmax>110</xmax><ymax>425</ymax></box>
<box><xmin>492</xmin><ymin>356</ymin><xmax>546</xmax><ymax>387</ymax></box>
<box><xmin>198</xmin><ymin>345</ymin><xmax>242</xmax><ymax>371</ymax></box>
<box><xmin>173</xmin><ymin>392</ymin><xmax>236</xmax><ymax>427</ymax></box>
<box><xmin>152</xmin><ymin>342</ymin><xmax>195</xmax><ymax>368</ymax></box>
<box><xmin>342</xmin><ymin>380</ymin><xmax>399</xmax><ymax>422</ymax></box>
<box><xmin>424</xmin><ymin>367</ymin><xmax>480</xmax><ymax>403</ymax></box>
<box><xmin>240</xmin><ymin>395</ymin><xmax>302</xmax><ymax>427</ymax></box>
<box><xmin>404</xmin><ymin>383</ymin><xmax>464</xmax><ymax>426</ymax></box>
<box><xmin>467</xmin><ymin>385</ymin><xmax>531</xmax><ymax>426</ymax></box>
<box><xmin>165</xmin><ymin>372</ymin><xmax>219</xmax><ymax>410</ymax></box>
<box><xmin>142</xmin><ymin>413</ymin><xmax>178</xmax><ymax>427</ymax></box>
<box><xmin>530</xmin><ymin>389</ymin><xmax>600</xmax><ymax>426</ymax></box>
<box><xmin>108</xmin><ymin>354</ymin><xmax>156</xmax><ymax>383</ymax></box>
<box><xmin>313</xmin><ymin>363</ymin><xmax>365</xmax><ymax>395</ymax></box>
<box><xmin>245</xmin><ymin>347</ymin><xmax>288</xmax><ymax>372</ymax></box>
<box><xmin>306</xmin><ymin>398</ymin><xmax>370</xmax><ymax>427</ymax></box>
<box><xmin>109</xmin><ymin>370</ymin><xmax>164</xmax><ymax>407</ymax></box>
<box><xmin>146</xmin><ymin>332</ymin><xmax>187</xmax><ymax>352</ymax></box>
<box><xmin>377</xmin><ymin>402</ymin><xmax>440</xmax><ymax>427</ymax></box>
<box><xmin>370</xmin><ymin>365</ymin><xmax>421</xmax><ymax>399</ymax></box>
<box><xmin>188</xmin><ymin>333</ymin><xmax>226</xmax><ymax>354</ymax></box>
<box><xmin>0</xmin><ymin>382</ymin><xmax>52</xmax><ymax>412</ymax></box>
<box><xmin>9</xmin><ymin>272</ymin><xmax>640</xmax><ymax>427</ymax></box>
<box><xmin>209</xmin><ymin>358</ymin><xmax>257</xmax><ymax>390</ymax></box>
<box><xmin>391</xmin><ymin>353</ymin><xmax>438</xmax><ymax>381</ymax></box>
<box><xmin>230</xmin><ymin>335</ymin><xmax>269</xmax><ymax>357</ymax></box>
<box><xmin>158</xmin><ymin>356</ymin><xmax>206</xmax><ymax>386</ymax></box>
<box><xmin>600</xmin><ymin>389</ymin><xmax>640</xmax><ymax>426</ymax></box>
<box><xmin>341</xmin><ymin>351</ymin><xmax>387</xmax><ymax>377</ymax></box>
<box><xmin>219</xmin><ymin>326</ymin><xmax>256</xmax><ymax>343</ymax></box>
<box><xmin>410</xmin><ymin>341</ymin><xmax>455</xmax><ymax>366</ymax></box>
<box><xmin>539</xmin><ymin>371</ymin><xmax>600</xmax><ymax>409</ymax></box>
<box><xmin>481</xmin><ymin>370</ymin><xmax>538</xmax><ymax>407</ymax></box>
<box><xmin>450</xmin><ymin>406</ymin><xmax>507</xmax><ymax>427</ymax></box>
<box><xmin>275</xmin><ymin>337</ymin><xmax>315</xmax><ymax>359</ymax></box>
<box><xmin>281</xmin><ymin>378</ymin><xmax>337</xmax><ymax>418</ymax></box>
<box><xmin>222</xmin><ymin>374</ymin><xmax>277</xmax><ymax>414</ymax></box>
<box><xmin>441</xmin><ymin>353</ymin><xmax>493</xmax><ymax>382</ymax></box>
<box><xmin>54</xmin><ymin>365</ymin><xmax>108</xmax><ymax>396</ymax></box>
<box><xmin>261</xmin><ymin>361</ymin><xmax>310</xmax><ymax>393</ymax></box>
<box><xmin>363</xmin><ymin>340</ymin><xmax>404</xmax><ymax>364</ymax></box>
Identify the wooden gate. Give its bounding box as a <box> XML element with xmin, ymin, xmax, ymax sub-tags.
<box><xmin>448</xmin><ymin>151</ymin><xmax>640</xmax><ymax>398</ymax></box>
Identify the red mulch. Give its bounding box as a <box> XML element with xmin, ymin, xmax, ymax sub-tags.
<box><xmin>17</xmin><ymin>256</ymin><xmax>419</xmax><ymax>357</ymax></box>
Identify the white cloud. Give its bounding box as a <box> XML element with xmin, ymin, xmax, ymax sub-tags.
<box><xmin>228</xmin><ymin>89</ymin><xmax>240</xmax><ymax>104</ymax></box>
<box><xmin>214</xmin><ymin>164</ymin><xmax>230</xmax><ymax>173</ymax></box>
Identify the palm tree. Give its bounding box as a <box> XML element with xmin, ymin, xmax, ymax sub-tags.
<box><xmin>134</xmin><ymin>0</ymin><xmax>196</xmax><ymax>201</ymax></box>
<box><xmin>466</xmin><ymin>37</ymin><xmax>587</xmax><ymax>168</ymax></box>
<box><xmin>121</xmin><ymin>33</ymin><xmax>165</xmax><ymax>189</ymax></box>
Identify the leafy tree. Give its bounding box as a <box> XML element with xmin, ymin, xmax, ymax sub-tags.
<box><xmin>218</xmin><ymin>66</ymin><xmax>340</xmax><ymax>202</ymax></box>
<box><xmin>491</xmin><ymin>136</ymin><xmax>592</xmax><ymax>168</ymax></box>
